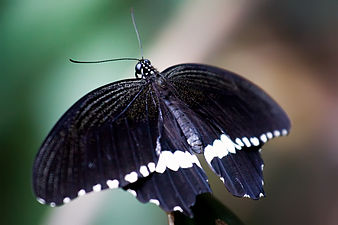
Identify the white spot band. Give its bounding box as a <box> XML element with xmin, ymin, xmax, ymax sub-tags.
<box><xmin>204</xmin><ymin>134</ymin><xmax>239</xmax><ymax>164</ymax></box>
<box><xmin>155</xmin><ymin>150</ymin><xmax>201</xmax><ymax>174</ymax></box>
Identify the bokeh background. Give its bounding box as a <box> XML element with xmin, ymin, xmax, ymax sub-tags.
<box><xmin>1</xmin><ymin>0</ymin><xmax>338</xmax><ymax>225</ymax></box>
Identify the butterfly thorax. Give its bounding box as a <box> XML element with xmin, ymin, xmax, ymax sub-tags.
<box><xmin>135</xmin><ymin>59</ymin><xmax>159</xmax><ymax>79</ymax></box>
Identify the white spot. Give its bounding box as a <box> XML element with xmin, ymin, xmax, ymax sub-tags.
<box><xmin>125</xmin><ymin>171</ymin><xmax>138</xmax><ymax>183</ymax></box>
<box><xmin>274</xmin><ymin>130</ymin><xmax>281</xmax><ymax>137</ymax></box>
<box><xmin>155</xmin><ymin>152</ymin><xmax>169</xmax><ymax>173</ymax></box>
<box><xmin>243</xmin><ymin>194</ymin><xmax>250</xmax><ymax>198</ymax></box>
<box><xmin>50</xmin><ymin>202</ymin><xmax>56</xmax><ymax>207</ymax></box>
<box><xmin>154</xmin><ymin>150</ymin><xmax>202</xmax><ymax>173</ymax></box>
<box><xmin>204</xmin><ymin>134</ymin><xmax>241</xmax><ymax>164</ymax></box>
<box><xmin>262</xmin><ymin>180</ymin><xmax>265</xmax><ymax>185</ymax></box>
<box><xmin>220</xmin><ymin>177</ymin><xmax>225</xmax><ymax>183</ymax></box>
<box><xmin>235</xmin><ymin>138</ymin><xmax>244</xmax><ymax>146</ymax></box>
<box><xmin>261</xmin><ymin>164</ymin><xmax>264</xmax><ymax>171</ymax></box>
<box><xmin>156</xmin><ymin>151</ymin><xmax>179</xmax><ymax>173</ymax></box>
<box><xmin>149</xmin><ymin>199</ymin><xmax>160</xmax><ymax>206</ymax></box>
<box><xmin>205</xmin><ymin>143</ymin><xmax>229</xmax><ymax>165</ymax></box>
<box><xmin>266</xmin><ymin>132</ymin><xmax>273</xmax><ymax>139</ymax></box>
<box><xmin>88</xmin><ymin>162</ymin><xmax>94</xmax><ymax>168</ymax></box>
<box><xmin>234</xmin><ymin>145</ymin><xmax>242</xmax><ymax>150</ymax></box>
<box><xmin>221</xmin><ymin>134</ymin><xmax>237</xmax><ymax>153</ymax></box>
<box><xmin>107</xmin><ymin>179</ymin><xmax>119</xmax><ymax>189</ymax></box>
<box><xmin>127</xmin><ymin>189</ymin><xmax>137</xmax><ymax>197</ymax></box>
<box><xmin>139</xmin><ymin>165</ymin><xmax>149</xmax><ymax>177</ymax></box>
<box><xmin>259</xmin><ymin>193</ymin><xmax>264</xmax><ymax>198</ymax></box>
<box><xmin>63</xmin><ymin>197</ymin><xmax>71</xmax><ymax>204</ymax></box>
<box><xmin>155</xmin><ymin>138</ymin><xmax>161</xmax><ymax>155</ymax></box>
<box><xmin>282</xmin><ymin>129</ymin><xmax>288</xmax><ymax>136</ymax></box>
<box><xmin>258</xmin><ymin>148</ymin><xmax>262</xmax><ymax>152</ymax></box>
<box><xmin>242</xmin><ymin>137</ymin><xmax>251</xmax><ymax>147</ymax></box>
<box><xmin>213</xmin><ymin>139</ymin><xmax>229</xmax><ymax>156</ymax></box>
<box><xmin>37</xmin><ymin>197</ymin><xmax>45</xmax><ymax>204</ymax></box>
<box><xmin>78</xmin><ymin>189</ymin><xmax>86</xmax><ymax>196</ymax></box>
<box><xmin>250</xmin><ymin>137</ymin><xmax>260</xmax><ymax>146</ymax></box>
<box><xmin>93</xmin><ymin>184</ymin><xmax>102</xmax><ymax>192</ymax></box>
<box><xmin>260</xmin><ymin>134</ymin><xmax>268</xmax><ymax>143</ymax></box>
<box><xmin>173</xmin><ymin>206</ymin><xmax>183</xmax><ymax>212</ymax></box>
<box><xmin>148</xmin><ymin>162</ymin><xmax>156</xmax><ymax>173</ymax></box>
<box><xmin>204</xmin><ymin>145</ymin><xmax>214</xmax><ymax>165</ymax></box>
<box><xmin>174</xmin><ymin>151</ymin><xmax>193</xmax><ymax>168</ymax></box>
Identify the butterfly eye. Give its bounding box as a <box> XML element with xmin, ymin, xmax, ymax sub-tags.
<box><xmin>143</xmin><ymin>59</ymin><xmax>151</xmax><ymax>65</ymax></box>
<box><xmin>135</xmin><ymin>62</ymin><xmax>142</xmax><ymax>73</ymax></box>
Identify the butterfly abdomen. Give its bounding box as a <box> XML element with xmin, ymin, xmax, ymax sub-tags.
<box><xmin>164</xmin><ymin>98</ymin><xmax>203</xmax><ymax>154</ymax></box>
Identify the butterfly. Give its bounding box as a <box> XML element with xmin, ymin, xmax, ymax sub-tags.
<box><xmin>33</xmin><ymin>57</ymin><xmax>290</xmax><ymax>217</ymax></box>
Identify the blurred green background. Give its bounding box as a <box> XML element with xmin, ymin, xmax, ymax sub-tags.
<box><xmin>1</xmin><ymin>0</ymin><xmax>338</xmax><ymax>225</ymax></box>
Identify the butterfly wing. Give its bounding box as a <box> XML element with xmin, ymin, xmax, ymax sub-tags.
<box><xmin>124</xmin><ymin>164</ymin><xmax>211</xmax><ymax>217</ymax></box>
<box><xmin>33</xmin><ymin>79</ymin><xmax>161</xmax><ymax>206</ymax></box>
<box><xmin>33</xmin><ymin>62</ymin><xmax>290</xmax><ymax>215</ymax></box>
<box><xmin>123</xmin><ymin>100</ymin><xmax>211</xmax><ymax>217</ymax></box>
<box><xmin>162</xmin><ymin>63</ymin><xmax>290</xmax><ymax>199</ymax></box>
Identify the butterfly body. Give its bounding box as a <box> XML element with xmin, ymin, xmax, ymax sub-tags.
<box><xmin>33</xmin><ymin>59</ymin><xmax>290</xmax><ymax>217</ymax></box>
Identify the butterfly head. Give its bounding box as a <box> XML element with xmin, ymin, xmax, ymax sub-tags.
<box><xmin>135</xmin><ymin>59</ymin><xmax>158</xmax><ymax>79</ymax></box>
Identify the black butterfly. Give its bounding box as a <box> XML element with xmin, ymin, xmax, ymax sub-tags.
<box><xmin>33</xmin><ymin>58</ymin><xmax>290</xmax><ymax>217</ymax></box>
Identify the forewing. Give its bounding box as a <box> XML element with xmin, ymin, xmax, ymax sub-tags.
<box><xmin>33</xmin><ymin>79</ymin><xmax>160</xmax><ymax>206</ymax></box>
<box><xmin>163</xmin><ymin>64</ymin><xmax>290</xmax><ymax>140</ymax></box>
<box><xmin>162</xmin><ymin>64</ymin><xmax>290</xmax><ymax>198</ymax></box>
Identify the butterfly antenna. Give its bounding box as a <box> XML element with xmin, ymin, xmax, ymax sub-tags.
<box><xmin>131</xmin><ymin>8</ymin><xmax>144</xmax><ymax>59</ymax></box>
<box><xmin>69</xmin><ymin>58</ymin><xmax>139</xmax><ymax>64</ymax></box>
<box><xmin>70</xmin><ymin>10</ymin><xmax>143</xmax><ymax>64</ymax></box>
